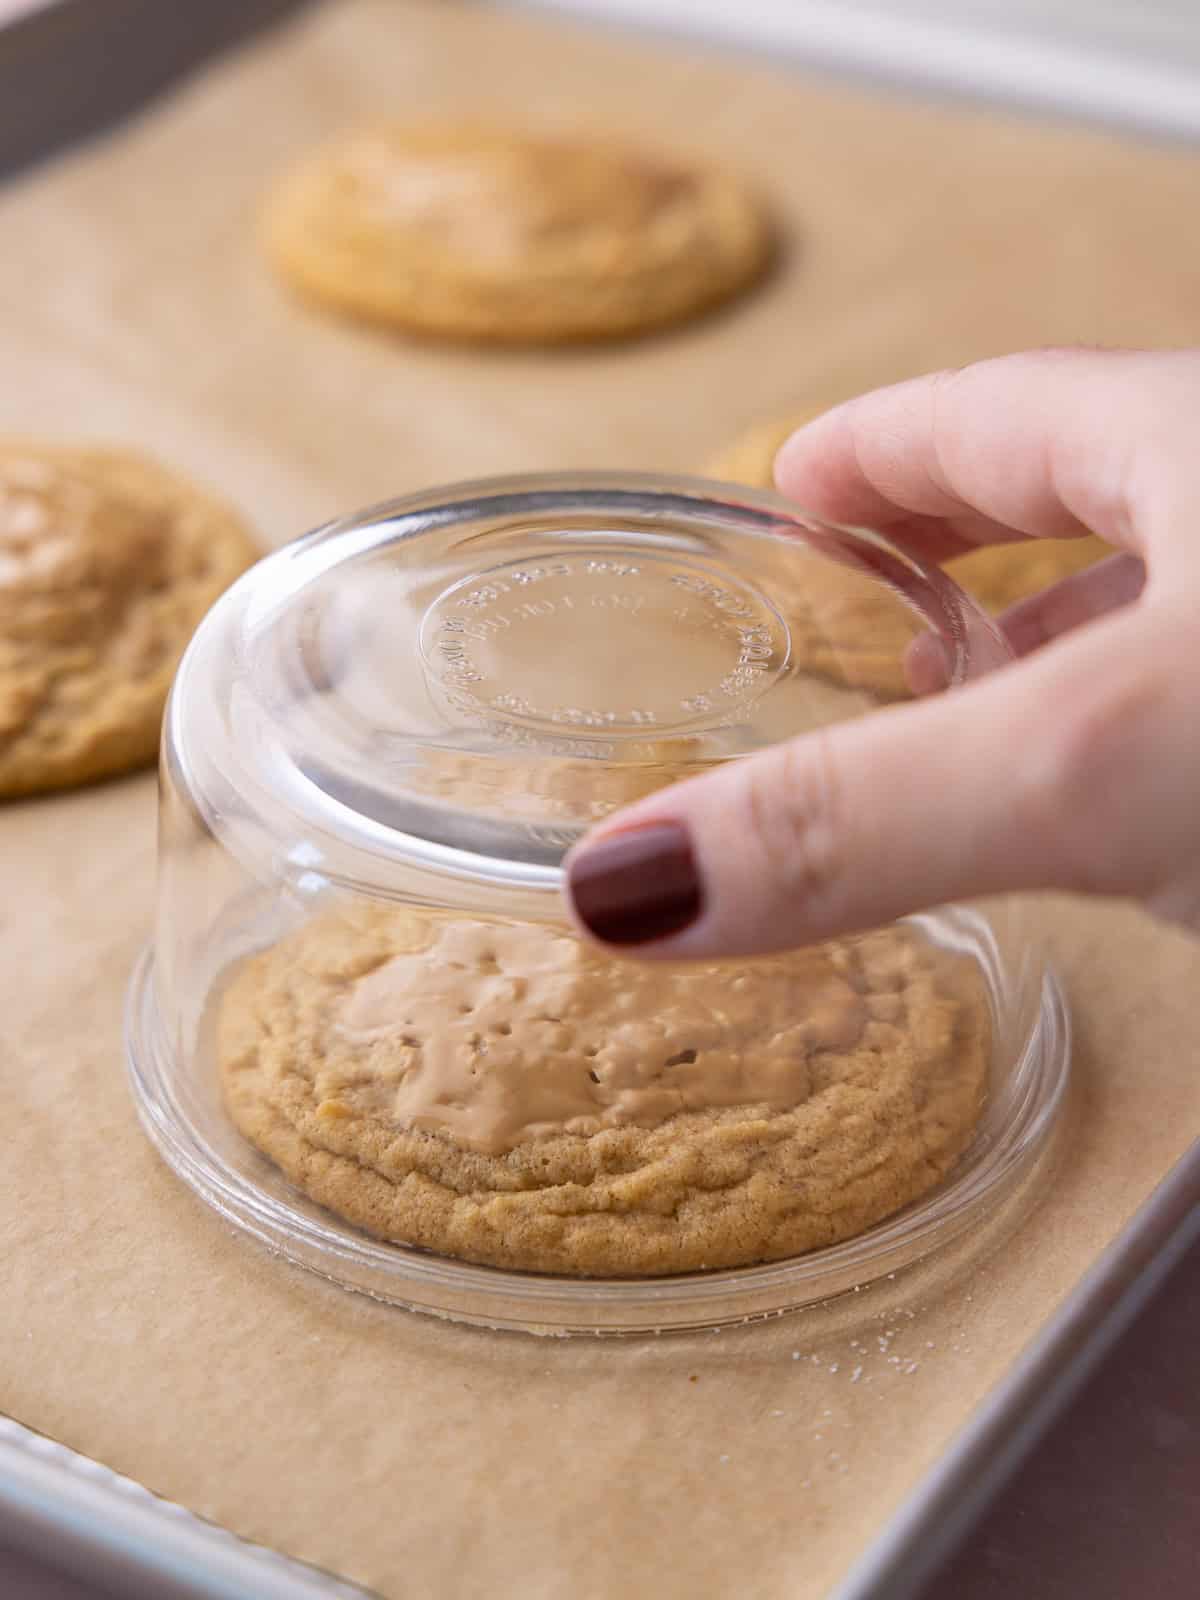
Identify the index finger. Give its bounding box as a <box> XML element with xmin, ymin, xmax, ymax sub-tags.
<box><xmin>774</xmin><ymin>348</ymin><xmax>1200</xmax><ymax>560</ymax></box>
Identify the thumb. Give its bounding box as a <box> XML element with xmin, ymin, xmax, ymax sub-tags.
<box><xmin>564</xmin><ymin>611</ymin><xmax>1167</xmax><ymax>957</ymax></box>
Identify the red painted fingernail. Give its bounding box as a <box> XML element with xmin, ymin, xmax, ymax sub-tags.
<box><xmin>567</xmin><ymin>823</ymin><xmax>703</xmax><ymax>946</ymax></box>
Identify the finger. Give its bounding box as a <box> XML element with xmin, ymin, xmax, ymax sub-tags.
<box><xmin>565</xmin><ymin>610</ymin><xmax>1176</xmax><ymax>958</ymax></box>
<box><xmin>774</xmin><ymin>348</ymin><xmax>1200</xmax><ymax>560</ymax></box>
<box><xmin>805</xmin><ymin>508</ymin><xmax>1032</xmax><ymax>570</ymax></box>
<box><xmin>997</xmin><ymin>551</ymin><xmax>1146</xmax><ymax>658</ymax></box>
<box><xmin>904</xmin><ymin>631</ymin><xmax>953</xmax><ymax>695</ymax></box>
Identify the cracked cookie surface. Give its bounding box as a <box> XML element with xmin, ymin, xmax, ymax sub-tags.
<box><xmin>220</xmin><ymin>907</ymin><xmax>989</xmax><ymax>1276</ymax></box>
<box><xmin>0</xmin><ymin>443</ymin><xmax>257</xmax><ymax>799</ymax></box>
<box><xmin>263</xmin><ymin>125</ymin><xmax>773</xmax><ymax>343</ymax></box>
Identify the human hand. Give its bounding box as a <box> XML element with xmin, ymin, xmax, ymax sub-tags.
<box><xmin>565</xmin><ymin>348</ymin><xmax>1200</xmax><ymax>954</ymax></box>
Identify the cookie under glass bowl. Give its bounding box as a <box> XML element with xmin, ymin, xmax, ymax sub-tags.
<box><xmin>125</xmin><ymin>473</ymin><xmax>1069</xmax><ymax>1335</ymax></box>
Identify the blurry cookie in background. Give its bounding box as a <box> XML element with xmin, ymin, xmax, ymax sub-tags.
<box><xmin>0</xmin><ymin>444</ymin><xmax>258</xmax><ymax>800</ymax></box>
<box><xmin>707</xmin><ymin>406</ymin><xmax>1111</xmax><ymax>614</ymax></box>
<box><xmin>262</xmin><ymin>125</ymin><xmax>774</xmax><ymax>343</ymax></box>
<box><xmin>705</xmin><ymin>404</ymin><xmax>917</xmax><ymax>700</ymax></box>
<box><xmin>946</xmin><ymin>534</ymin><xmax>1111</xmax><ymax>613</ymax></box>
<box><xmin>705</xmin><ymin>405</ymin><xmax>823</xmax><ymax>489</ymax></box>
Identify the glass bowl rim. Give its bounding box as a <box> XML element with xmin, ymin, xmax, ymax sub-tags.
<box><xmin>124</xmin><ymin>905</ymin><xmax>1070</xmax><ymax>1337</ymax></box>
<box><xmin>165</xmin><ymin>470</ymin><xmax>1011</xmax><ymax>908</ymax></box>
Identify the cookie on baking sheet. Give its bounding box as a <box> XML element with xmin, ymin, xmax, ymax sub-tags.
<box><xmin>705</xmin><ymin>405</ymin><xmax>823</xmax><ymax>489</ymax></box>
<box><xmin>0</xmin><ymin>444</ymin><xmax>258</xmax><ymax>800</ymax></box>
<box><xmin>262</xmin><ymin>125</ymin><xmax>773</xmax><ymax>343</ymax></box>
<box><xmin>705</xmin><ymin>405</ymin><xmax>915</xmax><ymax>700</ymax></box>
<box><xmin>946</xmin><ymin>534</ymin><xmax>1111</xmax><ymax>614</ymax></box>
<box><xmin>219</xmin><ymin>907</ymin><xmax>988</xmax><ymax>1277</ymax></box>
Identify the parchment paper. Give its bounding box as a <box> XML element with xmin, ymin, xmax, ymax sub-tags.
<box><xmin>1</xmin><ymin>4</ymin><xmax>1199</xmax><ymax>1596</ymax></box>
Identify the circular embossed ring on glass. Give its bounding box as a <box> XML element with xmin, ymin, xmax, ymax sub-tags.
<box><xmin>125</xmin><ymin>474</ymin><xmax>1070</xmax><ymax>1335</ymax></box>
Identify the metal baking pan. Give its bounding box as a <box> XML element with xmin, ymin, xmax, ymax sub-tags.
<box><xmin>841</xmin><ymin>1134</ymin><xmax>1200</xmax><ymax>1600</ymax></box>
<box><xmin>516</xmin><ymin>0</ymin><xmax>1200</xmax><ymax>142</ymax></box>
<box><xmin>0</xmin><ymin>1416</ymin><xmax>376</xmax><ymax>1600</ymax></box>
<box><xmin>1</xmin><ymin>4</ymin><xmax>1196</xmax><ymax>1595</ymax></box>
<box><xmin>0</xmin><ymin>0</ymin><xmax>310</xmax><ymax>183</ymax></box>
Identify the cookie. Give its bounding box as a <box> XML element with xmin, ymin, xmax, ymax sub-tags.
<box><xmin>263</xmin><ymin>125</ymin><xmax>773</xmax><ymax>343</ymax></box>
<box><xmin>401</xmin><ymin>738</ymin><xmax>709</xmax><ymax>825</ymax></box>
<box><xmin>0</xmin><ymin>444</ymin><xmax>258</xmax><ymax>800</ymax></box>
<box><xmin>947</xmin><ymin>535</ymin><xmax>1111</xmax><ymax>614</ymax></box>
<box><xmin>704</xmin><ymin>408</ymin><xmax>911</xmax><ymax>699</ymax></box>
<box><xmin>708</xmin><ymin>407</ymin><xmax>1111</xmax><ymax>616</ymax></box>
<box><xmin>219</xmin><ymin>908</ymin><xmax>988</xmax><ymax>1277</ymax></box>
<box><xmin>705</xmin><ymin>406</ymin><xmax>821</xmax><ymax>489</ymax></box>
<box><xmin>771</xmin><ymin>550</ymin><xmax>920</xmax><ymax>702</ymax></box>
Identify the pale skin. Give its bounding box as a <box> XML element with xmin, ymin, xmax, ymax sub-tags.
<box><xmin>565</xmin><ymin>348</ymin><xmax>1200</xmax><ymax>954</ymax></box>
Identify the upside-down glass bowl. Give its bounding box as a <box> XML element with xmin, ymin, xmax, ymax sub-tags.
<box><xmin>125</xmin><ymin>474</ymin><xmax>1069</xmax><ymax>1334</ymax></box>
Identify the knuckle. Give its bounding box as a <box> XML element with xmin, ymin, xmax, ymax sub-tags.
<box><xmin>738</xmin><ymin>733</ymin><xmax>850</xmax><ymax>911</ymax></box>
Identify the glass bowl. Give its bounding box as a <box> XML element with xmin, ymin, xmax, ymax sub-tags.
<box><xmin>125</xmin><ymin>473</ymin><xmax>1069</xmax><ymax>1335</ymax></box>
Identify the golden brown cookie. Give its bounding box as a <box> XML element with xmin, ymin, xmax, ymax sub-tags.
<box><xmin>401</xmin><ymin>739</ymin><xmax>709</xmax><ymax>828</ymax></box>
<box><xmin>705</xmin><ymin>408</ymin><xmax>913</xmax><ymax>699</ymax></box>
<box><xmin>705</xmin><ymin>406</ymin><xmax>821</xmax><ymax>488</ymax></box>
<box><xmin>0</xmin><ymin>444</ymin><xmax>258</xmax><ymax>800</ymax></box>
<box><xmin>262</xmin><ymin>125</ymin><xmax>773</xmax><ymax>343</ymax></box>
<box><xmin>219</xmin><ymin>907</ymin><xmax>988</xmax><ymax>1277</ymax></box>
<box><xmin>707</xmin><ymin>407</ymin><xmax>1111</xmax><ymax>617</ymax></box>
<box><xmin>772</xmin><ymin>550</ymin><xmax>919</xmax><ymax>702</ymax></box>
<box><xmin>946</xmin><ymin>536</ymin><xmax>1110</xmax><ymax>614</ymax></box>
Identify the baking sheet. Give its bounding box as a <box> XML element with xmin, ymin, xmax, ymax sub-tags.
<box><xmin>0</xmin><ymin>1416</ymin><xmax>374</xmax><ymax>1600</ymax></box>
<box><xmin>1</xmin><ymin>2</ymin><xmax>1200</xmax><ymax>1596</ymax></box>
<box><xmin>839</xmin><ymin>1137</ymin><xmax>1200</xmax><ymax>1600</ymax></box>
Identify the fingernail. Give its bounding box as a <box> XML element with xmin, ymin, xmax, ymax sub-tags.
<box><xmin>567</xmin><ymin>822</ymin><xmax>703</xmax><ymax>946</ymax></box>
